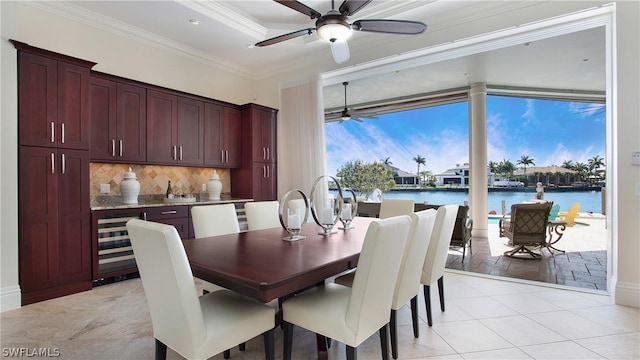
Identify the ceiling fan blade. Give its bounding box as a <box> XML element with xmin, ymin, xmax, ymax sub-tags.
<box><xmin>255</xmin><ymin>28</ymin><xmax>315</xmax><ymax>47</ymax></box>
<box><xmin>274</xmin><ymin>0</ymin><xmax>321</xmax><ymax>19</ymax></box>
<box><xmin>330</xmin><ymin>40</ymin><xmax>350</xmax><ymax>64</ymax></box>
<box><xmin>339</xmin><ymin>0</ymin><xmax>372</xmax><ymax>16</ymax></box>
<box><xmin>352</xmin><ymin>19</ymin><xmax>427</xmax><ymax>34</ymax></box>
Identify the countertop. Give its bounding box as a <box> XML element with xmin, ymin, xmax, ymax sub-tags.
<box><xmin>91</xmin><ymin>194</ymin><xmax>252</xmax><ymax>211</ymax></box>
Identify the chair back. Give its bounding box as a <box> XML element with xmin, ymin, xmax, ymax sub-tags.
<box><xmin>191</xmin><ymin>204</ymin><xmax>240</xmax><ymax>238</ymax></box>
<box><xmin>392</xmin><ymin>209</ymin><xmax>437</xmax><ymax>309</ymax></box>
<box><xmin>508</xmin><ymin>202</ymin><xmax>552</xmax><ymax>245</ymax></box>
<box><xmin>559</xmin><ymin>202</ymin><xmax>580</xmax><ymax>226</ymax></box>
<box><xmin>421</xmin><ymin>205</ymin><xmax>458</xmax><ymax>285</ymax></box>
<box><xmin>126</xmin><ymin>219</ymin><xmax>205</xmax><ymax>356</ymax></box>
<box><xmin>379</xmin><ymin>198</ymin><xmax>415</xmax><ymax>219</ymax></box>
<box><xmin>346</xmin><ymin>215</ymin><xmax>411</xmax><ymax>342</ymax></box>
<box><xmin>450</xmin><ymin>205</ymin><xmax>470</xmax><ymax>246</ymax></box>
<box><xmin>245</xmin><ymin>201</ymin><xmax>280</xmax><ymax>231</ymax></box>
<box><xmin>548</xmin><ymin>203</ymin><xmax>560</xmax><ymax>221</ymax></box>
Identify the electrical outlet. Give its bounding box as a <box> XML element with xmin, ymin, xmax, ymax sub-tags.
<box><xmin>201</xmin><ymin>183</ymin><xmax>207</xmax><ymax>192</ymax></box>
<box><xmin>632</xmin><ymin>151</ymin><xmax>640</xmax><ymax>166</ymax></box>
<box><xmin>100</xmin><ymin>183</ymin><xmax>110</xmax><ymax>194</ymax></box>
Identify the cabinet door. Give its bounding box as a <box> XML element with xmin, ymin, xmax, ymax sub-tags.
<box><xmin>203</xmin><ymin>103</ymin><xmax>224</xmax><ymax>166</ymax></box>
<box><xmin>146</xmin><ymin>89</ymin><xmax>178</xmax><ymax>164</ymax></box>
<box><xmin>19</xmin><ymin>147</ymin><xmax>59</xmax><ymax>292</ymax></box>
<box><xmin>57</xmin><ymin>149</ymin><xmax>91</xmax><ymax>285</ymax></box>
<box><xmin>177</xmin><ymin>97</ymin><xmax>204</xmax><ymax>165</ymax></box>
<box><xmin>250</xmin><ymin>108</ymin><xmax>277</xmax><ymax>163</ymax></box>
<box><xmin>18</xmin><ymin>52</ymin><xmax>58</xmax><ymax>148</ymax></box>
<box><xmin>90</xmin><ymin>77</ymin><xmax>117</xmax><ymax>161</ymax></box>
<box><xmin>117</xmin><ymin>83</ymin><xmax>147</xmax><ymax>162</ymax></box>
<box><xmin>222</xmin><ymin>106</ymin><xmax>241</xmax><ymax>167</ymax></box>
<box><xmin>252</xmin><ymin>162</ymin><xmax>277</xmax><ymax>201</ymax></box>
<box><xmin>57</xmin><ymin>61</ymin><xmax>91</xmax><ymax>150</ymax></box>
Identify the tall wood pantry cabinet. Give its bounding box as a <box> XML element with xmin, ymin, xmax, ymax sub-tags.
<box><xmin>231</xmin><ymin>104</ymin><xmax>278</xmax><ymax>201</ymax></box>
<box><xmin>12</xmin><ymin>40</ymin><xmax>95</xmax><ymax>305</ymax></box>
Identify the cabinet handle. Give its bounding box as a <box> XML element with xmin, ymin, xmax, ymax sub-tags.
<box><xmin>119</xmin><ymin>140</ymin><xmax>123</xmax><ymax>157</ymax></box>
<box><xmin>51</xmin><ymin>153</ymin><xmax>55</xmax><ymax>174</ymax></box>
<box><xmin>266</xmin><ymin>147</ymin><xmax>270</xmax><ymax>161</ymax></box>
<box><xmin>61</xmin><ymin>153</ymin><xmax>66</xmax><ymax>174</ymax></box>
<box><xmin>225</xmin><ymin>150</ymin><xmax>229</xmax><ymax>163</ymax></box>
<box><xmin>179</xmin><ymin>146</ymin><xmax>183</xmax><ymax>160</ymax></box>
<box><xmin>267</xmin><ymin>165</ymin><xmax>270</xmax><ymax>178</ymax></box>
<box><xmin>61</xmin><ymin>123</ymin><xmax>65</xmax><ymax>144</ymax></box>
<box><xmin>161</xmin><ymin>210</ymin><xmax>177</xmax><ymax>215</ymax></box>
<box><xmin>173</xmin><ymin>146</ymin><xmax>177</xmax><ymax>160</ymax></box>
<box><xmin>142</xmin><ymin>212</ymin><xmax>147</xmax><ymax>221</ymax></box>
<box><xmin>51</xmin><ymin>122</ymin><xmax>55</xmax><ymax>143</ymax></box>
<box><xmin>111</xmin><ymin>139</ymin><xmax>116</xmax><ymax>157</ymax></box>
<box><xmin>262</xmin><ymin>165</ymin><xmax>266</xmax><ymax>178</ymax></box>
<box><xmin>221</xmin><ymin>149</ymin><xmax>225</xmax><ymax>163</ymax></box>
<box><xmin>262</xmin><ymin>147</ymin><xmax>266</xmax><ymax>160</ymax></box>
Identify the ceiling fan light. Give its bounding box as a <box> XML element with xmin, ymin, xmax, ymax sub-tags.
<box><xmin>317</xmin><ymin>23</ymin><xmax>352</xmax><ymax>42</ymax></box>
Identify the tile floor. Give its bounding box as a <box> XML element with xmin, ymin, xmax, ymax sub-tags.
<box><xmin>446</xmin><ymin>215</ymin><xmax>608</xmax><ymax>291</ymax></box>
<box><xmin>2</xmin><ymin>271</ymin><xmax>638</xmax><ymax>360</ymax></box>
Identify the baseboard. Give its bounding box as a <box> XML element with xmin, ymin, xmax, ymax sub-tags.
<box><xmin>1</xmin><ymin>285</ymin><xmax>21</xmax><ymax>312</ymax></box>
<box><xmin>615</xmin><ymin>280</ymin><xmax>640</xmax><ymax>308</ymax></box>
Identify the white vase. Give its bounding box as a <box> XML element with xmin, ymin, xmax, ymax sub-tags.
<box><xmin>121</xmin><ymin>167</ymin><xmax>140</xmax><ymax>204</ymax></box>
<box><xmin>207</xmin><ymin>170</ymin><xmax>222</xmax><ymax>200</ymax></box>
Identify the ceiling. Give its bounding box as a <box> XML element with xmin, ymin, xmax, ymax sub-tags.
<box><xmin>33</xmin><ymin>0</ymin><xmax>606</xmax><ymax>111</ymax></box>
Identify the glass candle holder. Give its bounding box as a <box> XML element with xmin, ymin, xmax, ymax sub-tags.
<box><xmin>339</xmin><ymin>188</ymin><xmax>357</xmax><ymax>230</ymax></box>
<box><xmin>278</xmin><ymin>189</ymin><xmax>309</xmax><ymax>241</ymax></box>
<box><xmin>310</xmin><ymin>175</ymin><xmax>343</xmax><ymax>236</ymax></box>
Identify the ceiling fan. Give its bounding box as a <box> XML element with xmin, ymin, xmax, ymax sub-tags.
<box><xmin>326</xmin><ymin>81</ymin><xmax>379</xmax><ymax>122</ymax></box>
<box><xmin>255</xmin><ymin>0</ymin><xmax>428</xmax><ymax>64</ymax></box>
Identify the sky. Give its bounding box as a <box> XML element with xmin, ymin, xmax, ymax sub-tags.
<box><xmin>325</xmin><ymin>95</ymin><xmax>605</xmax><ymax>177</ymax></box>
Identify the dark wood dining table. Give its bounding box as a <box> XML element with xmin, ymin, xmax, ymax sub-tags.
<box><xmin>183</xmin><ymin>216</ymin><xmax>376</xmax><ymax>303</ymax></box>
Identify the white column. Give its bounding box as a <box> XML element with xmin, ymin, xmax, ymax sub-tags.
<box><xmin>468</xmin><ymin>83</ymin><xmax>488</xmax><ymax>238</ymax></box>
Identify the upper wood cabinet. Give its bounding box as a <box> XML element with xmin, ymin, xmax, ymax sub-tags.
<box><xmin>203</xmin><ymin>103</ymin><xmax>241</xmax><ymax>168</ymax></box>
<box><xmin>90</xmin><ymin>76</ymin><xmax>147</xmax><ymax>162</ymax></box>
<box><xmin>146</xmin><ymin>90</ymin><xmax>204</xmax><ymax>165</ymax></box>
<box><xmin>17</xmin><ymin>50</ymin><xmax>93</xmax><ymax>150</ymax></box>
<box><xmin>246</xmin><ymin>105</ymin><xmax>277</xmax><ymax>163</ymax></box>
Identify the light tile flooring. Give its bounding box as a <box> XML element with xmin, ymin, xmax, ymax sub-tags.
<box><xmin>2</xmin><ymin>272</ymin><xmax>638</xmax><ymax>359</ymax></box>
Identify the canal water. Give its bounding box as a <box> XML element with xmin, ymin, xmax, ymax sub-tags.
<box><xmin>379</xmin><ymin>189</ymin><xmax>604</xmax><ymax>214</ymax></box>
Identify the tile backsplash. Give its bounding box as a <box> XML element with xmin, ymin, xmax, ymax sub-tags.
<box><xmin>90</xmin><ymin>163</ymin><xmax>230</xmax><ymax>197</ymax></box>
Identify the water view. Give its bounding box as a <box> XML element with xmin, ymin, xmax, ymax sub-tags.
<box><xmin>381</xmin><ymin>189</ymin><xmax>603</xmax><ymax>214</ymax></box>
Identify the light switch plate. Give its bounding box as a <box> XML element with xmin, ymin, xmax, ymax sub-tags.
<box><xmin>100</xmin><ymin>183</ymin><xmax>110</xmax><ymax>194</ymax></box>
<box><xmin>201</xmin><ymin>183</ymin><xmax>207</xmax><ymax>192</ymax></box>
<box><xmin>632</xmin><ymin>151</ymin><xmax>640</xmax><ymax>166</ymax></box>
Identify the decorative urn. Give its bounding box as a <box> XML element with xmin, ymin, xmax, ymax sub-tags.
<box><xmin>207</xmin><ymin>170</ymin><xmax>222</xmax><ymax>200</ymax></box>
<box><xmin>120</xmin><ymin>167</ymin><xmax>140</xmax><ymax>204</ymax></box>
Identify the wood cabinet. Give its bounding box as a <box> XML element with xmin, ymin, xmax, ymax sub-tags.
<box><xmin>19</xmin><ymin>147</ymin><xmax>92</xmax><ymax>305</ymax></box>
<box><xmin>90</xmin><ymin>76</ymin><xmax>146</xmax><ymax>162</ymax></box>
<box><xmin>13</xmin><ymin>41</ymin><xmax>95</xmax><ymax>305</ymax></box>
<box><xmin>17</xmin><ymin>48</ymin><xmax>93</xmax><ymax>150</ymax></box>
<box><xmin>146</xmin><ymin>90</ymin><xmax>204</xmax><ymax>165</ymax></box>
<box><xmin>204</xmin><ymin>103</ymin><xmax>241</xmax><ymax>167</ymax></box>
<box><xmin>231</xmin><ymin>104</ymin><xmax>278</xmax><ymax>201</ymax></box>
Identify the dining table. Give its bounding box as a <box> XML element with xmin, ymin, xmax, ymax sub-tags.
<box><xmin>183</xmin><ymin>216</ymin><xmax>377</xmax><ymax>304</ymax></box>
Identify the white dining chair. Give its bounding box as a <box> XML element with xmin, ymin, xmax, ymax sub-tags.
<box><xmin>191</xmin><ymin>203</ymin><xmax>240</xmax><ymax>238</ymax></box>
<box><xmin>282</xmin><ymin>215</ymin><xmax>412</xmax><ymax>360</ymax></box>
<box><xmin>126</xmin><ymin>219</ymin><xmax>275</xmax><ymax>360</ymax></box>
<box><xmin>379</xmin><ymin>198</ymin><xmax>415</xmax><ymax>219</ymax></box>
<box><xmin>421</xmin><ymin>204</ymin><xmax>458</xmax><ymax>326</ymax></box>
<box><xmin>334</xmin><ymin>209</ymin><xmax>437</xmax><ymax>359</ymax></box>
<box><xmin>244</xmin><ymin>201</ymin><xmax>281</xmax><ymax>231</ymax></box>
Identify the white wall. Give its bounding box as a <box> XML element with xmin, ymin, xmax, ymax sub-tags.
<box><xmin>2</xmin><ymin>1</ymin><xmax>638</xmax><ymax>311</ymax></box>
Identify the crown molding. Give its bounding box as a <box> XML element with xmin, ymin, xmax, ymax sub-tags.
<box><xmin>176</xmin><ymin>0</ymin><xmax>267</xmax><ymax>40</ymax></box>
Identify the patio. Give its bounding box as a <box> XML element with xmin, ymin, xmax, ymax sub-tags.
<box><xmin>446</xmin><ymin>213</ymin><xmax>608</xmax><ymax>291</ymax></box>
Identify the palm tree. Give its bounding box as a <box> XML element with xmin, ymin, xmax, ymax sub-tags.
<box><xmin>588</xmin><ymin>155</ymin><xmax>605</xmax><ymax>185</ymax></box>
<box><xmin>573</xmin><ymin>162</ymin><xmax>589</xmax><ymax>182</ymax></box>
<box><xmin>562</xmin><ymin>160</ymin><xmax>574</xmax><ymax>169</ymax></box>
<box><xmin>516</xmin><ymin>155</ymin><xmax>535</xmax><ymax>185</ymax></box>
<box><xmin>412</xmin><ymin>154</ymin><xmax>426</xmax><ymax>185</ymax></box>
<box><xmin>381</xmin><ymin>157</ymin><xmax>393</xmax><ymax>168</ymax></box>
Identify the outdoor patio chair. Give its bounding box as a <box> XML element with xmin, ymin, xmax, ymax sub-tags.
<box><xmin>449</xmin><ymin>205</ymin><xmax>473</xmax><ymax>262</ymax></box>
<box><xmin>500</xmin><ymin>202</ymin><xmax>553</xmax><ymax>259</ymax></box>
<box><xmin>558</xmin><ymin>202</ymin><xmax>580</xmax><ymax>226</ymax></box>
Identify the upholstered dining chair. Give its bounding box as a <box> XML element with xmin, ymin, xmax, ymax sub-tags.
<box><xmin>126</xmin><ymin>219</ymin><xmax>275</xmax><ymax>360</ymax></box>
<box><xmin>244</xmin><ymin>200</ymin><xmax>281</xmax><ymax>231</ymax></box>
<box><xmin>282</xmin><ymin>215</ymin><xmax>412</xmax><ymax>360</ymax></box>
<box><xmin>379</xmin><ymin>198</ymin><xmax>415</xmax><ymax>219</ymax></box>
<box><xmin>335</xmin><ymin>209</ymin><xmax>437</xmax><ymax>359</ymax></box>
<box><xmin>421</xmin><ymin>204</ymin><xmax>458</xmax><ymax>326</ymax></box>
